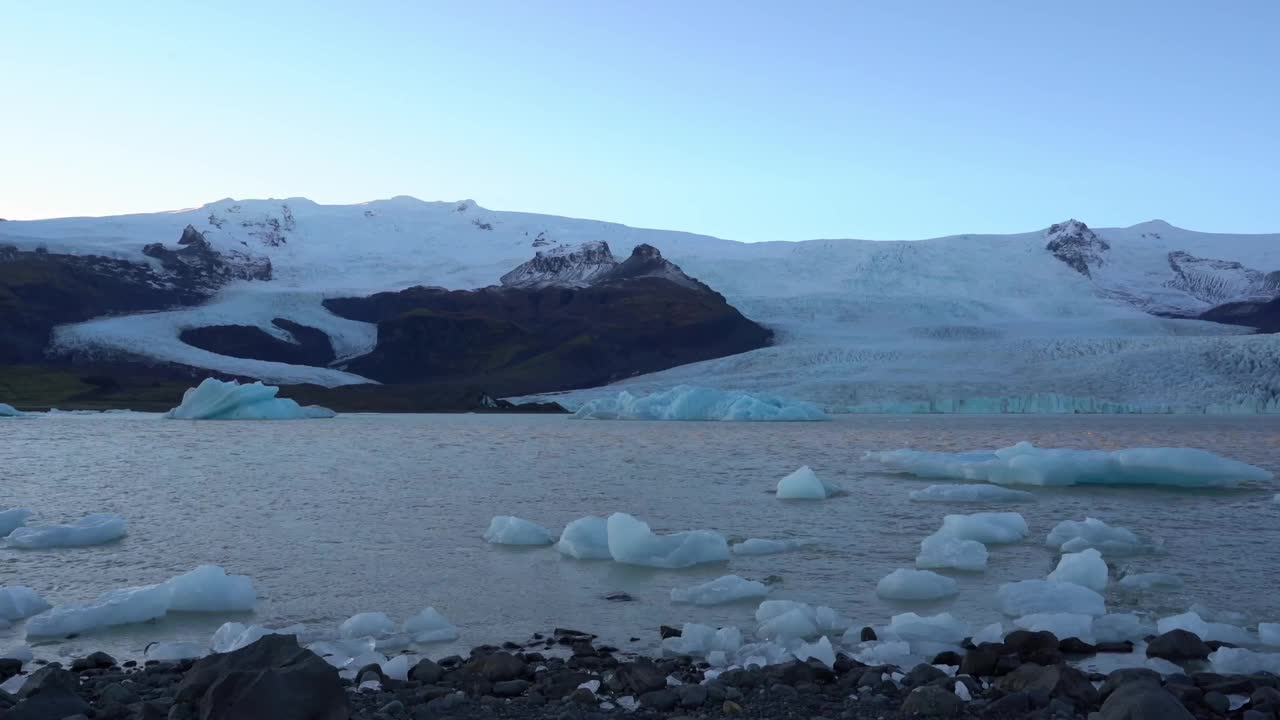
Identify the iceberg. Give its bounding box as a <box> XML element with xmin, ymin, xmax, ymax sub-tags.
<box><xmin>556</xmin><ymin>516</ymin><xmax>612</xmax><ymax>560</ymax></box>
<box><xmin>996</xmin><ymin>580</ymin><xmax>1106</xmax><ymax>617</ymax></box>
<box><xmin>166</xmin><ymin>378</ymin><xmax>335</xmax><ymax>420</ymax></box>
<box><xmin>866</xmin><ymin>441</ymin><xmax>1270</xmax><ymax>488</ymax></box>
<box><xmin>1208</xmin><ymin>647</ymin><xmax>1280</xmax><ymax>675</ymax></box>
<box><xmin>4</xmin><ymin>513</ymin><xmax>127</xmax><ymax>549</ymax></box>
<box><xmin>1117</xmin><ymin>572</ymin><xmax>1183</xmax><ymax>590</ymax></box>
<box><xmin>755</xmin><ymin>600</ymin><xmax>849</xmax><ymax>640</ymax></box>
<box><xmin>731</xmin><ymin>538</ymin><xmax>808</xmax><ymax>555</ymax></box>
<box><xmin>0</xmin><ymin>403</ymin><xmax>23</xmax><ymax>417</ymax></box>
<box><xmin>883</xmin><ymin>612</ymin><xmax>971</xmax><ymax>645</ymax></box>
<box><xmin>935</xmin><ymin>512</ymin><xmax>1028</xmax><ymax>544</ymax></box>
<box><xmin>876</xmin><ymin>569</ymin><xmax>959</xmax><ymax>601</ymax></box>
<box><xmin>605</xmin><ymin>512</ymin><xmax>729</xmax><ymax>568</ymax></box>
<box><xmin>908</xmin><ymin>485</ymin><xmax>1034</xmax><ymax>503</ymax></box>
<box><xmin>166</xmin><ymin>565</ymin><xmax>257</xmax><ymax>612</ymax></box>
<box><xmin>0</xmin><ymin>586</ymin><xmax>50</xmax><ymax>621</ymax></box>
<box><xmin>1045</xmin><ymin>517</ymin><xmax>1142</xmax><ymax>554</ymax></box>
<box><xmin>340</xmin><ymin>612</ymin><xmax>397</xmax><ymax>639</ymax></box>
<box><xmin>0</xmin><ymin>508</ymin><xmax>32</xmax><ymax>537</ymax></box>
<box><xmin>570</xmin><ymin>386</ymin><xmax>828</xmax><ymax>422</ymax></box>
<box><xmin>483</xmin><ymin>516</ymin><xmax>555</xmax><ymax>545</ymax></box>
<box><xmin>972</xmin><ymin>622</ymin><xmax>1005</xmax><ymax>644</ymax></box>
<box><xmin>776</xmin><ymin>466</ymin><xmax>831</xmax><ymax>500</ymax></box>
<box><xmin>671</xmin><ymin>575</ymin><xmax>768</xmax><ymax>606</ymax></box>
<box><xmin>1047</xmin><ymin>548</ymin><xmax>1109</xmax><ymax>592</ymax></box>
<box><xmin>1094</xmin><ymin>613</ymin><xmax>1153</xmax><ymax>643</ymax></box>
<box><xmin>915</xmin><ymin>534</ymin><xmax>988</xmax><ymax>572</ymax></box>
<box><xmin>1013</xmin><ymin>613</ymin><xmax>1095</xmax><ymax>641</ymax></box>
<box><xmin>1260</xmin><ymin>623</ymin><xmax>1279</xmax><ymax>647</ymax></box>
<box><xmin>1156</xmin><ymin>612</ymin><xmax>1254</xmax><ymax>645</ymax></box>
<box><xmin>661</xmin><ymin>623</ymin><xmax>745</xmax><ymax>656</ymax></box>
<box><xmin>402</xmin><ymin>607</ymin><xmax>458</xmax><ymax>643</ymax></box>
<box><xmin>794</xmin><ymin>636</ymin><xmax>836</xmax><ymax>668</ymax></box>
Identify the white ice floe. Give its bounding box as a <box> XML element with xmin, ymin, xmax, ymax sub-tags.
<box><xmin>908</xmin><ymin>485</ymin><xmax>1034</xmax><ymax>503</ymax></box>
<box><xmin>166</xmin><ymin>378</ymin><xmax>335</xmax><ymax>420</ymax></box>
<box><xmin>1094</xmin><ymin>613</ymin><xmax>1154</xmax><ymax>643</ymax></box>
<box><xmin>756</xmin><ymin>601</ymin><xmax>850</xmax><ymax>640</ymax></box>
<box><xmin>670</xmin><ymin>575</ymin><xmax>768</xmax><ymax>606</ymax></box>
<box><xmin>972</xmin><ymin>622</ymin><xmax>1005</xmax><ymax>644</ymax></box>
<box><xmin>26</xmin><ymin>564</ymin><xmax>256</xmax><ymax>637</ymax></box>
<box><xmin>1047</xmin><ymin>549</ymin><xmax>1109</xmax><ymax>592</ymax></box>
<box><xmin>935</xmin><ymin>512</ymin><xmax>1028</xmax><ymax>544</ymax></box>
<box><xmin>0</xmin><ymin>403</ymin><xmax>23</xmax><ymax>417</ymax></box>
<box><xmin>1157</xmin><ymin>612</ymin><xmax>1254</xmax><ymax>645</ymax></box>
<box><xmin>731</xmin><ymin>538</ymin><xmax>808</xmax><ymax>555</ymax></box>
<box><xmin>996</xmin><ymin>580</ymin><xmax>1106</xmax><ymax>617</ymax></box>
<box><xmin>866</xmin><ymin>441</ymin><xmax>1270</xmax><ymax>488</ymax></box>
<box><xmin>1260</xmin><ymin>623</ymin><xmax>1280</xmax><ymax>647</ymax></box>
<box><xmin>402</xmin><ymin>607</ymin><xmax>459</xmax><ymax>643</ymax></box>
<box><xmin>883</xmin><ymin>612</ymin><xmax>971</xmax><ymax>645</ymax></box>
<box><xmin>555</xmin><ymin>516</ymin><xmax>612</xmax><ymax>560</ymax></box>
<box><xmin>776</xmin><ymin>466</ymin><xmax>831</xmax><ymax>500</ymax></box>
<box><xmin>145</xmin><ymin>641</ymin><xmax>209</xmax><ymax>661</ymax></box>
<box><xmin>306</xmin><ymin>638</ymin><xmax>377</xmax><ymax>668</ymax></box>
<box><xmin>4</xmin><ymin>513</ymin><xmax>126</xmax><ymax>549</ymax></box>
<box><xmin>1045</xmin><ymin>517</ymin><xmax>1142</xmax><ymax>555</ymax></box>
<box><xmin>876</xmin><ymin>569</ymin><xmax>959</xmax><ymax>601</ymax></box>
<box><xmin>340</xmin><ymin>612</ymin><xmax>397</xmax><ymax>639</ymax></box>
<box><xmin>955</xmin><ymin>682</ymin><xmax>972</xmax><ymax>701</ymax></box>
<box><xmin>850</xmin><ymin>640</ymin><xmax>914</xmax><ymax>667</ymax></box>
<box><xmin>1116</xmin><ymin>572</ymin><xmax>1183</xmax><ymax>590</ymax></box>
<box><xmin>0</xmin><ymin>508</ymin><xmax>32</xmax><ymax>537</ymax></box>
<box><xmin>1209</xmin><ymin>647</ymin><xmax>1280</xmax><ymax>675</ymax></box>
<box><xmin>1013</xmin><ymin>613</ymin><xmax>1095</xmax><ymax>641</ymax></box>
<box><xmin>794</xmin><ymin>636</ymin><xmax>836</xmax><ymax>667</ymax></box>
<box><xmin>605</xmin><ymin>512</ymin><xmax>729</xmax><ymax>568</ymax></box>
<box><xmin>483</xmin><ymin>516</ymin><xmax>555</xmax><ymax>545</ymax></box>
<box><xmin>661</xmin><ymin>623</ymin><xmax>745</xmax><ymax>655</ymax></box>
<box><xmin>569</xmin><ymin>386</ymin><xmax>828</xmax><ymax>422</ymax></box>
<box><xmin>0</xmin><ymin>586</ymin><xmax>50</xmax><ymax>621</ymax></box>
<box><xmin>381</xmin><ymin>654</ymin><xmax>415</xmax><ymax>681</ymax></box>
<box><xmin>915</xmin><ymin>534</ymin><xmax>988</xmax><ymax>572</ymax></box>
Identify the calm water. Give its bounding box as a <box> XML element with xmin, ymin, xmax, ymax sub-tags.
<box><xmin>3</xmin><ymin>413</ymin><xmax>1279</xmax><ymax>661</ymax></box>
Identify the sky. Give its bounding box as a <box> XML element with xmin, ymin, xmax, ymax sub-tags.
<box><xmin>2</xmin><ymin>1</ymin><xmax>1278</xmax><ymax>242</ymax></box>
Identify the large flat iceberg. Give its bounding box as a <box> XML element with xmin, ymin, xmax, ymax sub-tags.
<box><xmin>606</xmin><ymin>512</ymin><xmax>729</xmax><ymax>568</ymax></box>
<box><xmin>776</xmin><ymin>466</ymin><xmax>831</xmax><ymax>499</ymax></box>
<box><xmin>0</xmin><ymin>508</ymin><xmax>31</xmax><ymax>537</ymax></box>
<box><xmin>670</xmin><ymin>575</ymin><xmax>768</xmax><ymax>606</ymax></box>
<box><xmin>866</xmin><ymin>441</ymin><xmax>1270</xmax><ymax>488</ymax></box>
<box><xmin>570</xmin><ymin>386</ymin><xmax>828</xmax><ymax>421</ymax></box>
<box><xmin>166</xmin><ymin>378</ymin><xmax>335</xmax><ymax>420</ymax></box>
<box><xmin>4</xmin><ymin>513</ymin><xmax>127</xmax><ymax>549</ymax></box>
<box><xmin>483</xmin><ymin>516</ymin><xmax>555</xmax><ymax>545</ymax></box>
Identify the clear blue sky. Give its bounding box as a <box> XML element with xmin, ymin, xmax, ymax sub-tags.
<box><xmin>3</xmin><ymin>1</ymin><xmax>1277</xmax><ymax>241</ymax></box>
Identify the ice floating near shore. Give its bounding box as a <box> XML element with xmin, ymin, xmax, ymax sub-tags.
<box><xmin>1046</xmin><ymin>518</ymin><xmax>1142</xmax><ymax>555</ymax></box>
<box><xmin>1208</xmin><ymin>647</ymin><xmax>1280</xmax><ymax>675</ymax></box>
<box><xmin>1157</xmin><ymin>611</ymin><xmax>1254</xmax><ymax>645</ymax></box>
<box><xmin>883</xmin><ymin>612</ymin><xmax>971</xmax><ymax>645</ymax></box>
<box><xmin>1117</xmin><ymin>572</ymin><xmax>1183</xmax><ymax>590</ymax></box>
<box><xmin>166</xmin><ymin>378</ymin><xmax>336</xmax><ymax>420</ymax></box>
<box><xmin>1013</xmin><ymin>613</ymin><xmax>1095</xmax><ymax>641</ymax></box>
<box><xmin>0</xmin><ymin>403</ymin><xmax>23</xmax><ymax>417</ymax></box>
<box><xmin>915</xmin><ymin>534</ymin><xmax>988</xmax><ymax>572</ymax></box>
<box><xmin>0</xmin><ymin>508</ymin><xmax>32</xmax><ymax>537</ymax></box>
<box><xmin>755</xmin><ymin>600</ymin><xmax>850</xmax><ymax>640</ymax></box>
<box><xmin>1093</xmin><ymin>613</ymin><xmax>1153</xmax><ymax>643</ymax></box>
<box><xmin>908</xmin><ymin>485</ymin><xmax>1034</xmax><ymax>503</ymax></box>
<box><xmin>211</xmin><ymin>622</ymin><xmax>305</xmax><ymax>653</ymax></box>
<box><xmin>570</xmin><ymin>386</ymin><xmax>828</xmax><ymax>422</ymax></box>
<box><xmin>25</xmin><ymin>564</ymin><xmax>256</xmax><ymax>637</ymax></box>
<box><xmin>4</xmin><ymin>513</ymin><xmax>127</xmax><ymax>549</ymax></box>
<box><xmin>996</xmin><ymin>580</ymin><xmax>1106</xmax><ymax>617</ymax></box>
<box><xmin>1047</xmin><ymin>549</ymin><xmax>1109</xmax><ymax>592</ymax></box>
<box><xmin>1261</xmin><ymin>623</ymin><xmax>1280</xmax><ymax>647</ymax></box>
<box><xmin>556</xmin><ymin>516</ymin><xmax>612</xmax><ymax>560</ymax></box>
<box><xmin>866</xmin><ymin>441</ymin><xmax>1270</xmax><ymax>488</ymax></box>
<box><xmin>731</xmin><ymin>538</ymin><xmax>809</xmax><ymax>555</ymax></box>
<box><xmin>876</xmin><ymin>569</ymin><xmax>959</xmax><ymax>601</ymax></box>
<box><xmin>0</xmin><ymin>586</ymin><xmax>50</xmax><ymax>621</ymax></box>
<box><xmin>402</xmin><ymin>607</ymin><xmax>458</xmax><ymax>643</ymax></box>
<box><xmin>483</xmin><ymin>516</ymin><xmax>555</xmax><ymax>545</ymax></box>
<box><xmin>776</xmin><ymin>466</ymin><xmax>831</xmax><ymax>500</ymax></box>
<box><xmin>341</xmin><ymin>612</ymin><xmax>397</xmax><ymax>639</ymax></box>
<box><xmin>671</xmin><ymin>575</ymin><xmax>768</xmax><ymax>606</ymax></box>
<box><xmin>606</xmin><ymin>513</ymin><xmax>729</xmax><ymax>568</ymax></box>
<box><xmin>935</xmin><ymin>512</ymin><xmax>1028</xmax><ymax>544</ymax></box>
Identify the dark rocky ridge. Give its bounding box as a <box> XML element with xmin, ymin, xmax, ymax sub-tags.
<box><xmin>1199</xmin><ymin>296</ymin><xmax>1280</xmax><ymax>334</ymax></box>
<box><xmin>1045</xmin><ymin>220</ymin><xmax>1110</xmax><ymax>278</ymax></box>
<box><xmin>179</xmin><ymin>319</ymin><xmax>336</xmax><ymax>366</ymax></box>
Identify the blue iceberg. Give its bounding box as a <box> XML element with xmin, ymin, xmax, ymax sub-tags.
<box><xmin>166</xmin><ymin>378</ymin><xmax>335</xmax><ymax>420</ymax></box>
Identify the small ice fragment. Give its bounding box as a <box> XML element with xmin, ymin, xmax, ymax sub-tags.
<box><xmin>4</xmin><ymin>513</ymin><xmax>126</xmax><ymax>549</ymax></box>
<box><xmin>402</xmin><ymin>607</ymin><xmax>459</xmax><ymax>643</ymax></box>
<box><xmin>915</xmin><ymin>533</ymin><xmax>988</xmax><ymax>571</ymax></box>
<box><xmin>776</xmin><ymin>466</ymin><xmax>830</xmax><ymax>500</ymax></box>
<box><xmin>670</xmin><ymin>575</ymin><xmax>768</xmax><ymax>606</ymax></box>
<box><xmin>1047</xmin><ymin>548</ymin><xmax>1109</xmax><ymax>592</ymax></box>
<box><xmin>483</xmin><ymin>516</ymin><xmax>554</xmax><ymax>545</ymax></box>
<box><xmin>606</xmin><ymin>513</ymin><xmax>729</xmax><ymax>569</ymax></box>
<box><xmin>145</xmin><ymin>641</ymin><xmax>207</xmax><ymax>661</ymax></box>
<box><xmin>935</xmin><ymin>512</ymin><xmax>1028</xmax><ymax>544</ymax></box>
<box><xmin>1045</xmin><ymin>517</ymin><xmax>1142</xmax><ymax>555</ymax></box>
<box><xmin>341</xmin><ymin>612</ymin><xmax>396</xmax><ymax>639</ymax></box>
<box><xmin>955</xmin><ymin>682</ymin><xmax>972</xmax><ymax>701</ymax></box>
<box><xmin>876</xmin><ymin>569</ymin><xmax>959</xmax><ymax>601</ymax></box>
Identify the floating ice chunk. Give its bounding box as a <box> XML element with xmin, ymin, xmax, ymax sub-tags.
<box><xmin>0</xmin><ymin>403</ymin><xmax>23</xmax><ymax>417</ymax></box>
<box><xmin>935</xmin><ymin>512</ymin><xmax>1028</xmax><ymax>544</ymax></box>
<box><xmin>166</xmin><ymin>565</ymin><xmax>256</xmax><ymax>612</ymax></box>
<box><xmin>0</xmin><ymin>586</ymin><xmax>50</xmax><ymax>621</ymax></box>
<box><xmin>1187</xmin><ymin>603</ymin><xmax>1250</xmax><ymax>626</ymax></box>
<box><xmin>0</xmin><ymin>644</ymin><xmax>33</xmax><ymax>663</ymax></box>
<box><xmin>166</xmin><ymin>378</ymin><xmax>335</xmax><ymax>420</ymax></box>
<box><xmin>1156</xmin><ymin>612</ymin><xmax>1254</xmax><ymax>645</ymax></box>
<box><xmin>915</xmin><ymin>533</ymin><xmax>988</xmax><ymax>572</ymax></box>
<box><xmin>662</xmin><ymin>623</ymin><xmax>720</xmax><ymax>655</ymax></box>
<box><xmin>483</xmin><ymin>516</ymin><xmax>555</xmax><ymax>545</ymax></box>
<box><xmin>306</xmin><ymin>638</ymin><xmax>377</xmax><ymax>668</ymax></box>
<box><xmin>794</xmin><ymin>636</ymin><xmax>836</xmax><ymax>667</ymax></box>
<box><xmin>996</xmin><ymin>580</ymin><xmax>1106</xmax><ymax>617</ymax></box>
<box><xmin>556</xmin><ymin>516</ymin><xmax>612</xmax><ymax>559</ymax></box>
<box><xmin>755</xmin><ymin>601</ymin><xmax>849</xmax><ymax>640</ymax></box>
<box><xmin>341</xmin><ymin>612</ymin><xmax>397</xmax><ymax>639</ymax></box>
<box><xmin>852</xmin><ymin>640</ymin><xmax>913</xmax><ymax>667</ymax></box>
<box><xmin>1045</xmin><ymin>518</ymin><xmax>1142</xmax><ymax>555</ymax></box>
<box><xmin>381</xmin><ymin>654</ymin><xmax>415</xmax><ymax>682</ymax></box>
<box><xmin>570</xmin><ymin>386</ymin><xmax>828</xmax><ymax>421</ymax></box>
<box><xmin>973</xmin><ymin>622</ymin><xmax>1004</xmax><ymax>644</ymax></box>
<box><xmin>27</xmin><ymin>582</ymin><xmax>173</xmax><ymax>637</ymax></box>
<box><xmin>1117</xmin><ymin>572</ymin><xmax>1183</xmax><ymax>590</ymax></box>
<box><xmin>605</xmin><ymin>513</ymin><xmax>729</xmax><ymax>568</ymax></box>
<box><xmin>876</xmin><ymin>569</ymin><xmax>959</xmax><ymax>601</ymax></box>
<box><xmin>731</xmin><ymin>538</ymin><xmax>808</xmax><ymax>555</ymax></box>
<box><xmin>908</xmin><ymin>485</ymin><xmax>1034</xmax><ymax>503</ymax></box>
<box><xmin>671</xmin><ymin>575</ymin><xmax>768</xmax><ymax>606</ymax></box>
<box><xmin>867</xmin><ymin>442</ymin><xmax>1269</xmax><ymax>488</ymax></box>
<box><xmin>0</xmin><ymin>508</ymin><xmax>32</xmax><ymax>537</ymax></box>
<box><xmin>1209</xmin><ymin>647</ymin><xmax>1280</xmax><ymax>675</ymax></box>
<box><xmin>1094</xmin><ymin>613</ymin><xmax>1153</xmax><ymax>643</ymax></box>
<box><xmin>4</xmin><ymin>513</ymin><xmax>127</xmax><ymax>549</ymax></box>
<box><xmin>776</xmin><ymin>466</ymin><xmax>831</xmax><ymax>500</ymax></box>
<box><xmin>885</xmin><ymin>613</ymin><xmax>970</xmax><ymax>645</ymax></box>
<box><xmin>402</xmin><ymin>607</ymin><xmax>458</xmax><ymax>643</ymax></box>
<box><xmin>1047</xmin><ymin>549</ymin><xmax>1109</xmax><ymax>592</ymax></box>
<box><xmin>1261</xmin><ymin>623</ymin><xmax>1280</xmax><ymax>647</ymax></box>
<box><xmin>1013</xmin><ymin>613</ymin><xmax>1095</xmax><ymax>641</ymax></box>
<box><xmin>145</xmin><ymin>641</ymin><xmax>208</xmax><ymax>661</ymax></box>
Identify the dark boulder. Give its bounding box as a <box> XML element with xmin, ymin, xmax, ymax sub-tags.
<box><xmin>997</xmin><ymin>663</ymin><xmax>1099</xmax><ymax>708</ymax></box>
<box><xmin>901</xmin><ymin>685</ymin><xmax>966</xmax><ymax>717</ymax></box>
<box><xmin>1100</xmin><ymin>668</ymin><xmax>1162</xmax><ymax>699</ymax></box>
<box><xmin>903</xmin><ymin>663</ymin><xmax>950</xmax><ymax>688</ymax></box>
<box><xmin>1099</xmin><ymin>682</ymin><xmax>1195</xmax><ymax>720</ymax></box>
<box><xmin>461</xmin><ymin>651</ymin><xmax>526</xmax><ymax>682</ymax></box>
<box><xmin>5</xmin><ymin>666</ymin><xmax>90</xmax><ymax>720</ymax></box>
<box><xmin>615</xmin><ymin>659</ymin><xmax>668</xmax><ymax>695</ymax></box>
<box><xmin>960</xmin><ymin>645</ymin><xmax>1002</xmax><ymax>677</ymax></box>
<box><xmin>1146</xmin><ymin>630</ymin><xmax>1211</xmax><ymax>661</ymax></box>
<box><xmin>1003</xmin><ymin>630</ymin><xmax>1060</xmax><ymax>661</ymax></box>
<box><xmin>174</xmin><ymin>634</ymin><xmax>348</xmax><ymax>720</ymax></box>
<box><xmin>408</xmin><ymin>658</ymin><xmax>443</xmax><ymax>684</ymax></box>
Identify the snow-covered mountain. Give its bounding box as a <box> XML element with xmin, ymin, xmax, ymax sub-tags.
<box><xmin>3</xmin><ymin>197</ymin><xmax>1280</xmax><ymax>411</ymax></box>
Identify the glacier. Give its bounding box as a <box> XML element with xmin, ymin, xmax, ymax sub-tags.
<box><xmin>670</xmin><ymin>575</ymin><xmax>768</xmax><ymax>606</ymax></box>
<box><xmin>4</xmin><ymin>513</ymin><xmax>127</xmax><ymax>549</ymax></box>
<box><xmin>776</xmin><ymin>466</ymin><xmax>832</xmax><ymax>499</ymax></box>
<box><xmin>867</xmin><ymin>441</ymin><xmax>1270</xmax><ymax>487</ymax></box>
<box><xmin>605</xmin><ymin>513</ymin><xmax>730</xmax><ymax>568</ymax></box>
<box><xmin>555</xmin><ymin>516</ymin><xmax>612</xmax><ymax>560</ymax></box>
<box><xmin>167</xmin><ymin>378</ymin><xmax>336</xmax><ymax>420</ymax></box>
<box><xmin>875</xmin><ymin>569</ymin><xmax>959</xmax><ymax>601</ymax></box>
<box><xmin>0</xmin><ymin>508</ymin><xmax>31</xmax><ymax>537</ymax></box>
<box><xmin>907</xmin><ymin>485</ymin><xmax>1034</xmax><ymax>503</ymax></box>
<box><xmin>483</xmin><ymin>516</ymin><xmax>555</xmax><ymax>546</ymax></box>
<box><xmin>569</xmin><ymin>386</ymin><xmax>828</xmax><ymax>421</ymax></box>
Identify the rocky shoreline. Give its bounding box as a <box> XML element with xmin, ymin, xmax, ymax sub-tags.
<box><xmin>2</xmin><ymin>625</ymin><xmax>1278</xmax><ymax>720</ymax></box>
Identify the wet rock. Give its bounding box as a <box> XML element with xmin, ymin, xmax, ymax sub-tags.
<box><xmin>602</xmin><ymin>592</ymin><xmax>634</xmax><ymax>602</ymax></box>
<box><xmin>961</xmin><ymin>646</ymin><xmax>1001</xmax><ymax>677</ymax></box>
<box><xmin>932</xmin><ymin>651</ymin><xmax>963</xmax><ymax>667</ymax></box>
<box><xmin>998</xmin><ymin>663</ymin><xmax>1099</xmax><ymax>707</ymax></box>
<box><xmin>0</xmin><ymin>659</ymin><xmax>22</xmax><ymax>682</ymax></box>
<box><xmin>493</xmin><ymin>679</ymin><xmax>532</xmax><ymax>697</ymax></box>
<box><xmin>100</xmin><ymin>681</ymin><xmax>141</xmax><ymax>705</ymax></box>
<box><xmin>1099</xmin><ymin>682</ymin><xmax>1195</xmax><ymax>720</ymax></box>
<box><xmin>1059</xmin><ymin>638</ymin><xmax>1098</xmax><ymax>655</ymax></box>
<box><xmin>6</xmin><ymin>666</ymin><xmax>90</xmax><ymax>720</ymax></box>
<box><xmin>994</xmin><ymin>654</ymin><xmax>1023</xmax><ymax>676</ymax></box>
<box><xmin>660</xmin><ymin>625</ymin><xmax>682</xmax><ymax>639</ymax></box>
<box><xmin>1100</xmin><ymin>668</ymin><xmax>1163</xmax><ymax>699</ymax></box>
<box><xmin>463</xmin><ymin>651</ymin><xmax>526</xmax><ymax>682</ymax></box>
<box><xmin>1096</xmin><ymin>641</ymin><xmax>1136</xmax><ymax>654</ymax></box>
<box><xmin>615</xmin><ymin>660</ymin><xmax>668</xmax><ymax>695</ymax></box>
<box><xmin>1243</xmin><ymin>710</ymin><xmax>1275</xmax><ymax>720</ymax></box>
<box><xmin>1204</xmin><ymin>691</ymin><xmax>1230</xmax><ymax>714</ymax></box>
<box><xmin>901</xmin><ymin>685</ymin><xmax>966</xmax><ymax>717</ymax></box>
<box><xmin>417</xmin><ymin>691</ymin><xmax>466</xmax><ymax>717</ymax></box>
<box><xmin>723</xmin><ymin>700</ymin><xmax>743</xmax><ymax>715</ymax></box>
<box><xmin>1253</xmin><ymin>687</ymin><xmax>1280</xmax><ymax>711</ymax></box>
<box><xmin>861</xmin><ymin>627</ymin><xmax>878</xmax><ymax>642</ymax></box>
<box><xmin>766</xmin><ymin>659</ymin><xmax>832</xmax><ymax>686</ymax></box>
<box><xmin>904</xmin><ymin>664</ymin><xmax>950</xmax><ymax>688</ymax></box>
<box><xmin>1004</xmin><ymin>631</ymin><xmax>1060</xmax><ymax>660</ymax></box>
<box><xmin>640</xmin><ymin>689</ymin><xmax>680</xmax><ymax>711</ymax></box>
<box><xmin>408</xmin><ymin>658</ymin><xmax>443</xmax><ymax>684</ymax></box>
<box><xmin>174</xmin><ymin>634</ymin><xmax>348</xmax><ymax>720</ymax></box>
<box><xmin>719</xmin><ymin>668</ymin><xmax>764</xmax><ymax>688</ymax></box>
<box><xmin>1147</xmin><ymin>630</ymin><xmax>1211</xmax><ymax>662</ymax></box>
<box><xmin>568</xmin><ymin>687</ymin><xmax>597</xmax><ymax>705</ymax></box>
<box><xmin>678</xmin><ymin>683</ymin><xmax>708</xmax><ymax>707</ymax></box>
